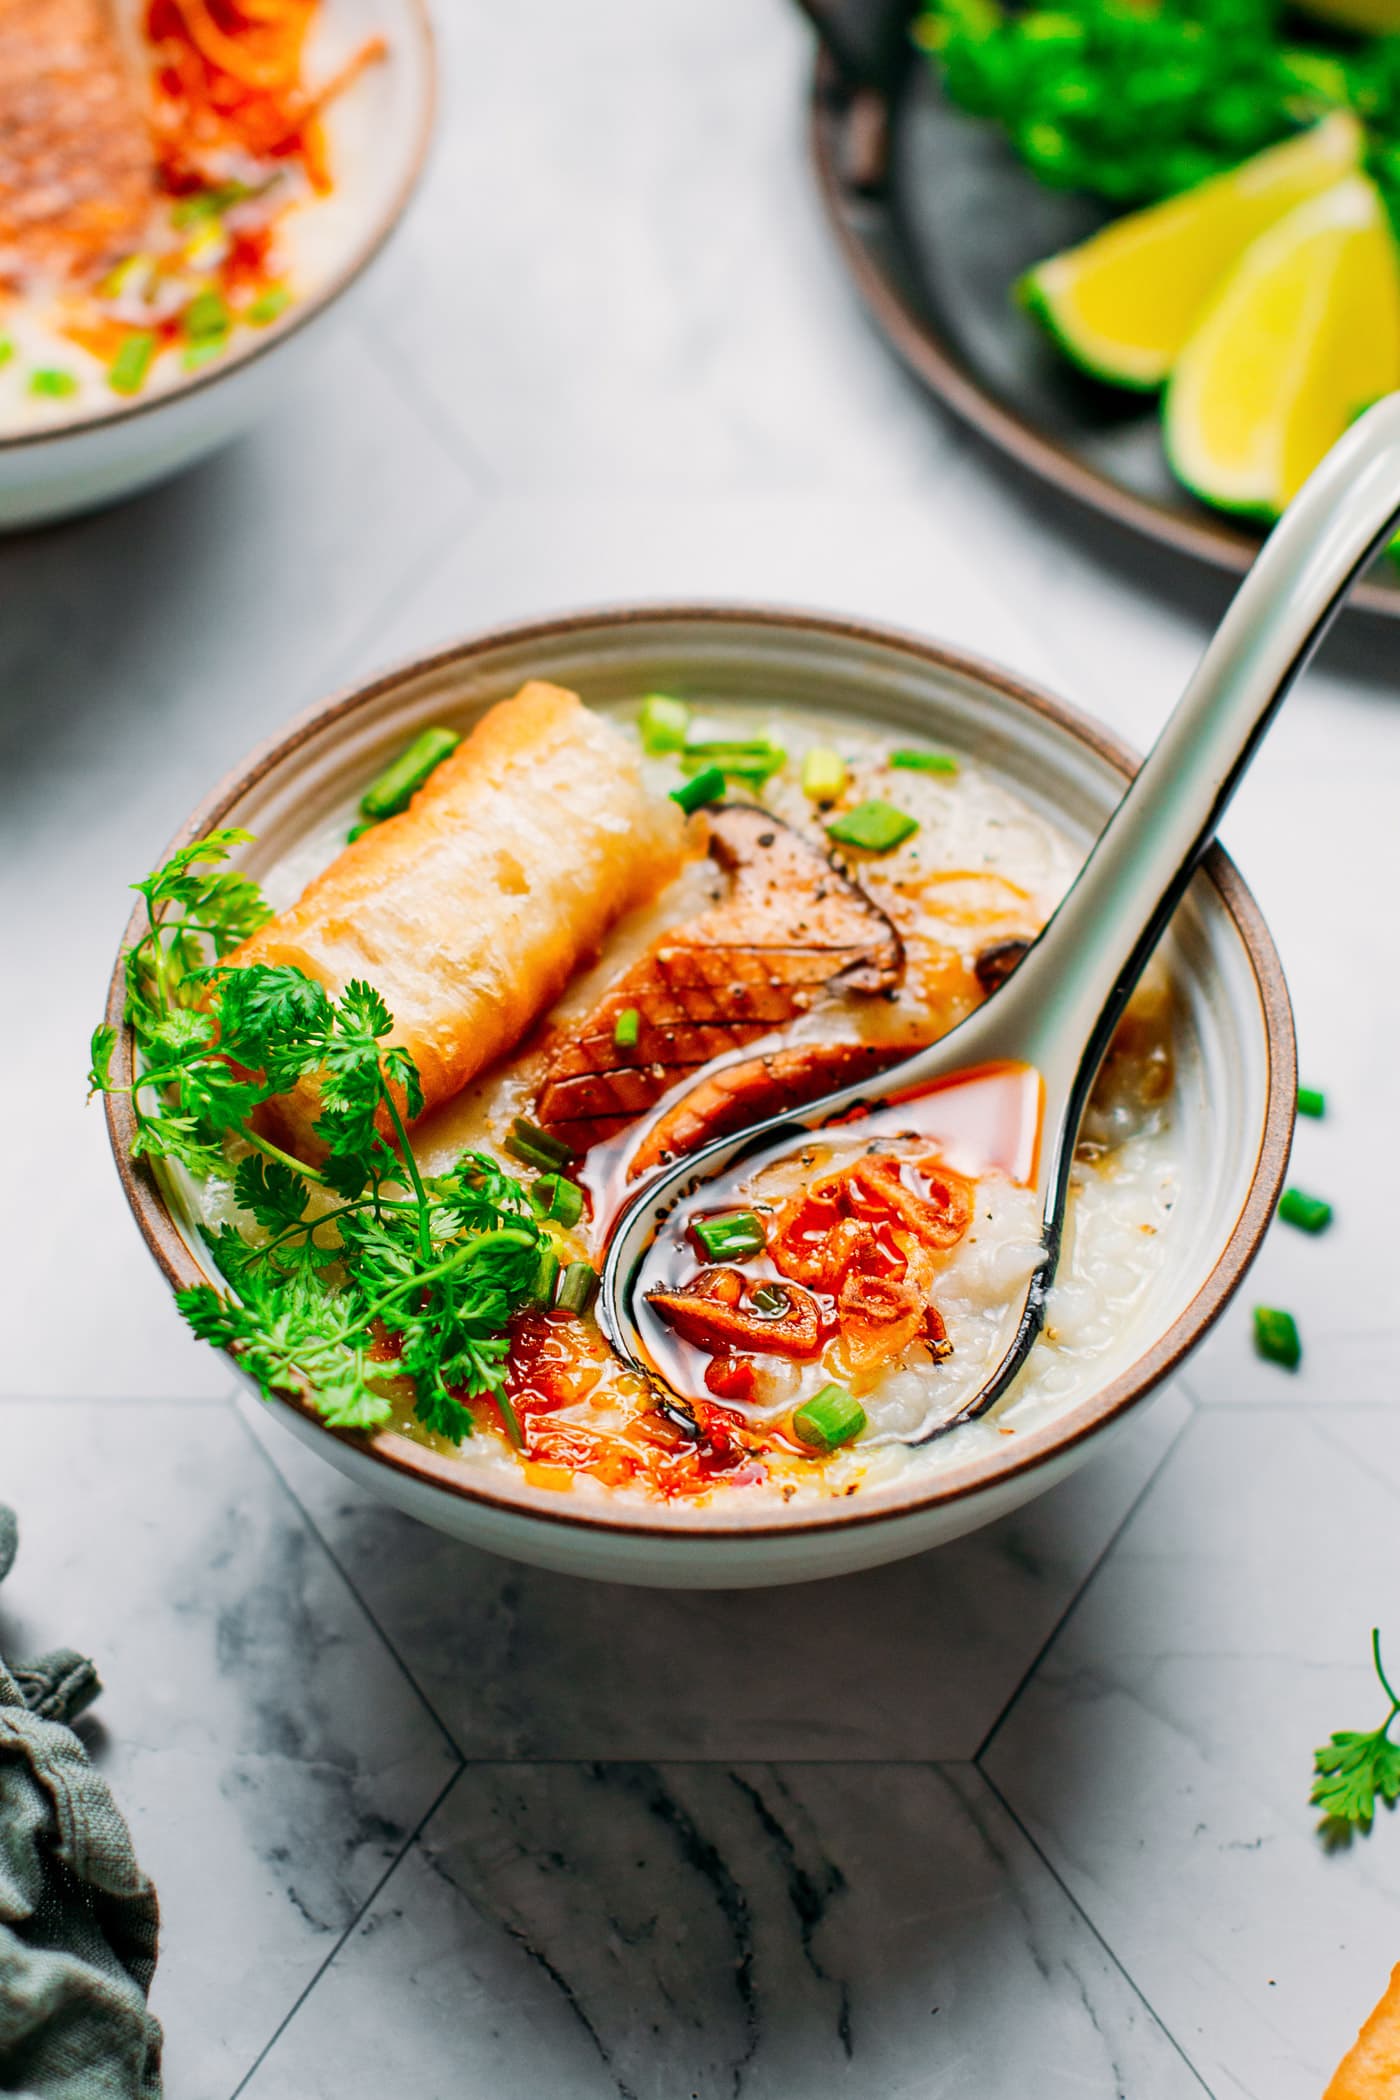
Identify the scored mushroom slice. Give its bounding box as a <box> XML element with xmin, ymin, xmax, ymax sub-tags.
<box><xmin>536</xmin><ymin>804</ymin><xmax>904</xmax><ymax>1154</ymax></box>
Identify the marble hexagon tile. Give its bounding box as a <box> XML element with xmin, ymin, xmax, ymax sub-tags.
<box><xmin>0</xmin><ymin>1397</ymin><xmax>460</xmax><ymax>2099</ymax></box>
<box><xmin>984</xmin><ymin>1403</ymin><xmax>1400</xmax><ymax>2100</ymax></box>
<box><xmin>237</xmin><ymin>1385</ymin><xmax>1190</xmax><ymax>1761</ymax></box>
<box><xmin>241</xmin><ymin>1760</ymin><xmax>1203</xmax><ymax>2100</ymax></box>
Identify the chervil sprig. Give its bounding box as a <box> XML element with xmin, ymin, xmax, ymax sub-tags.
<box><xmin>1311</xmin><ymin>1629</ymin><xmax>1400</xmax><ymax>1832</ymax></box>
<box><xmin>93</xmin><ymin>831</ymin><xmax>553</xmax><ymax>1448</ymax></box>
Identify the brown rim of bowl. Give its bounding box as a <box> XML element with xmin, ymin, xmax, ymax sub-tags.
<box><xmin>0</xmin><ymin>0</ymin><xmax>436</xmax><ymax>457</ymax></box>
<box><xmin>102</xmin><ymin>601</ymin><xmax>1296</xmax><ymax>1543</ymax></box>
<box><xmin>807</xmin><ymin>46</ymin><xmax>1400</xmax><ymax>623</ymax></box>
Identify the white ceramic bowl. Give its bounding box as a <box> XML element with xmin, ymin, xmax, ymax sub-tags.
<box><xmin>104</xmin><ymin>607</ymin><xmax>1295</xmax><ymax>1587</ymax></box>
<box><xmin>0</xmin><ymin>0</ymin><xmax>434</xmax><ymax>529</ymax></box>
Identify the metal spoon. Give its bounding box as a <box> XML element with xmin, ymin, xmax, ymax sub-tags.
<box><xmin>598</xmin><ymin>395</ymin><xmax>1400</xmax><ymax>1438</ymax></box>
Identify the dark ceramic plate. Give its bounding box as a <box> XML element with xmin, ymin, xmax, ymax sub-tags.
<box><xmin>802</xmin><ymin>0</ymin><xmax>1400</xmax><ymax>616</ymax></box>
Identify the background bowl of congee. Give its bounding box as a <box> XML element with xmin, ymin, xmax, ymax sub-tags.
<box><xmin>104</xmin><ymin>605</ymin><xmax>1295</xmax><ymax>1588</ymax></box>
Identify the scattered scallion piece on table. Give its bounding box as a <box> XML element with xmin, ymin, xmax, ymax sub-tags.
<box><xmin>802</xmin><ymin>746</ymin><xmax>847</xmax><ymax>801</ymax></box>
<box><xmin>613</xmin><ymin>1007</ymin><xmax>641</xmax><ymax>1051</ymax></box>
<box><xmin>108</xmin><ymin>332</ymin><xmax>156</xmax><ymax>397</ymax></box>
<box><xmin>826</xmin><ymin>800</ymin><xmax>919</xmax><ymax>854</ymax></box>
<box><xmin>692</xmin><ymin>1211</ymin><xmax>766</xmax><ymax>1261</ymax></box>
<box><xmin>1310</xmin><ymin>1629</ymin><xmax>1400</xmax><ymax>1830</ymax></box>
<box><xmin>556</xmin><ymin>1260</ymin><xmax>599</xmax><ymax>1317</ymax></box>
<box><xmin>670</xmin><ymin>766</ymin><xmax>726</xmax><ymax>815</ymax></box>
<box><xmin>505</xmin><ymin>1117</ymin><xmax>574</xmax><ymax>1175</ymax></box>
<box><xmin>29</xmin><ymin>368</ymin><xmax>77</xmax><ymax>398</ymax></box>
<box><xmin>1253</xmin><ymin>1305</ymin><xmax>1301</xmax><ymax>1369</ymax></box>
<box><xmin>246</xmin><ymin>285</ymin><xmax>292</xmax><ymax>326</ymax></box>
<box><xmin>638</xmin><ymin>693</ymin><xmax>690</xmax><ymax>753</ymax></box>
<box><xmin>530</xmin><ymin>1173</ymin><xmax>584</xmax><ymax>1230</ymax></box>
<box><xmin>1279</xmin><ymin>1188</ymin><xmax>1333</xmax><ymax>1234</ymax></box>
<box><xmin>1298</xmin><ymin>1085</ymin><xmax>1326</xmax><ymax>1118</ymax></box>
<box><xmin>891</xmin><ymin>748</ymin><xmax>959</xmax><ymax>776</ymax></box>
<box><xmin>359</xmin><ymin>725</ymin><xmax>461</xmax><ymax>823</ymax></box>
<box><xmin>792</xmin><ymin>1383</ymin><xmax>867</xmax><ymax>1452</ymax></box>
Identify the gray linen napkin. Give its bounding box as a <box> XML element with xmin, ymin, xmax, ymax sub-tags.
<box><xmin>0</xmin><ymin>1506</ymin><xmax>162</xmax><ymax>2098</ymax></box>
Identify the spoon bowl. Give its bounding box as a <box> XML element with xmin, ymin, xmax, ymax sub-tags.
<box><xmin>600</xmin><ymin>395</ymin><xmax>1400</xmax><ymax>1434</ymax></box>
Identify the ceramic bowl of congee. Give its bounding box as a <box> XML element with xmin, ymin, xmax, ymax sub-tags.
<box><xmin>102</xmin><ymin>606</ymin><xmax>1294</xmax><ymax>1587</ymax></box>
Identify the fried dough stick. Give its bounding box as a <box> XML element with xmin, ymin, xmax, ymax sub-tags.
<box><xmin>228</xmin><ymin>682</ymin><xmax>684</xmax><ymax>1155</ymax></box>
<box><xmin>1325</xmin><ymin>1963</ymin><xmax>1400</xmax><ymax>2098</ymax></box>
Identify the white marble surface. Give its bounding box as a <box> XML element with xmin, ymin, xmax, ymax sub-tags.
<box><xmin>1</xmin><ymin>1</ymin><xmax>1397</xmax><ymax>2095</ymax></box>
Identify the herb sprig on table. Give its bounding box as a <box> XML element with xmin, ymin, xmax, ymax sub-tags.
<box><xmin>89</xmin><ymin>830</ymin><xmax>548</xmax><ymax>1446</ymax></box>
<box><xmin>1311</xmin><ymin>1629</ymin><xmax>1400</xmax><ymax>1832</ymax></box>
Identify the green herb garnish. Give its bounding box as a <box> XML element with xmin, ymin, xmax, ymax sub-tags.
<box><xmin>692</xmin><ymin>1211</ymin><xmax>766</xmax><ymax>1261</ymax></box>
<box><xmin>792</xmin><ymin>1383</ymin><xmax>867</xmax><ymax>1452</ymax></box>
<box><xmin>826</xmin><ymin>800</ymin><xmax>920</xmax><ymax>854</ymax></box>
<box><xmin>681</xmin><ymin>738</ymin><xmax>786</xmax><ymax>786</ymax></box>
<box><xmin>1298</xmin><ymin>1085</ymin><xmax>1326</xmax><ymax>1118</ymax></box>
<box><xmin>890</xmin><ymin>748</ymin><xmax>959</xmax><ymax>775</ymax></box>
<box><xmin>172</xmin><ymin>183</ymin><xmax>252</xmax><ymax>229</ymax></box>
<box><xmin>0</xmin><ymin>338</ymin><xmax>14</xmax><ymax>369</ymax></box>
<box><xmin>613</xmin><ymin>1007</ymin><xmax>641</xmax><ymax>1051</ymax></box>
<box><xmin>247</xmin><ymin>286</ymin><xmax>292</xmax><ymax>327</ymax></box>
<box><xmin>1252</xmin><ymin>1304</ymin><xmax>1301</xmax><ymax>1368</ymax></box>
<box><xmin>108</xmin><ymin>333</ymin><xmax>156</xmax><ymax>397</ymax></box>
<box><xmin>1311</xmin><ymin>1629</ymin><xmax>1400</xmax><ymax>1832</ymax></box>
<box><xmin>530</xmin><ymin>1173</ymin><xmax>584</xmax><ymax>1229</ymax></box>
<box><xmin>88</xmin><ymin>830</ymin><xmax>550</xmax><ymax>1449</ymax></box>
<box><xmin>638</xmin><ymin>694</ymin><xmax>690</xmax><ymax>754</ymax></box>
<box><xmin>359</xmin><ymin>726</ymin><xmax>460</xmax><ymax>823</ymax></box>
<box><xmin>29</xmin><ymin>368</ymin><xmax>78</xmax><ymax>399</ymax></box>
<box><xmin>184</xmin><ymin>290</ymin><xmax>231</xmax><ymax>343</ymax></box>
<box><xmin>505</xmin><ymin>1117</ymin><xmax>574</xmax><ymax>1174</ymax></box>
<box><xmin>671</xmin><ymin>766</ymin><xmax>726</xmax><ymax>815</ymax></box>
<box><xmin>1279</xmin><ymin>1187</ymin><xmax>1332</xmax><ymax>1233</ymax></box>
<box><xmin>801</xmin><ymin>746</ymin><xmax>847</xmax><ymax>801</ymax></box>
<box><xmin>556</xmin><ymin>1260</ymin><xmax>599</xmax><ymax>1317</ymax></box>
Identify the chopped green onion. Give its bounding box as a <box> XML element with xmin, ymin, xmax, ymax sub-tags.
<box><xmin>671</xmin><ymin>766</ymin><xmax>726</xmax><ymax>815</ymax></box>
<box><xmin>639</xmin><ymin>693</ymin><xmax>690</xmax><ymax>753</ymax></box>
<box><xmin>107</xmin><ymin>332</ymin><xmax>156</xmax><ymax>397</ymax></box>
<box><xmin>360</xmin><ymin>725</ymin><xmax>461</xmax><ymax>821</ymax></box>
<box><xmin>802</xmin><ymin>746</ymin><xmax>847</xmax><ymax>801</ymax></box>
<box><xmin>826</xmin><ymin>800</ymin><xmax>919</xmax><ymax>854</ymax></box>
<box><xmin>1279</xmin><ymin>1188</ymin><xmax>1333</xmax><ymax>1234</ymax></box>
<box><xmin>0</xmin><ymin>337</ymin><xmax>13</xmax><ymax>368</ymax></box>
<box><xmin>346</xmin><ymin>819</ymin><xmax>377</xmax><ymax>844</ymax></box>
<box><xmin>1297</xmin><ymin>1086</ymin><xmax>1326</xmax><ymax>1119</ymax></box>
<box><xmin>508</xmin><ymin>1117</ymin><xmax>573</xmax><ymax>1170</ymax></box>
<box><xmin>692</xmin><ymin>1211</ymin><xmax>766</xmax><ymax>1261</ymax></box>
<box><xmin>891</xmin><ymin>748</ymin><xmax>959</xmax><ymax>776</ymax></box>
<box><xmin>29</xmin><ymin>368</ymin><xmax>77</xmax><ymax>398</ymax></box>
<box><xmin>171</xmin><ymin>182</ymin><xmax>250</xmax><ymax>228</ymax></box>
<box><xmin>792</xmin><ymin>1383</ymin><xmax>867</xmax><ymax>1452</ymax></box>
<box><xmin>530</xmin><ymin>1173</ymin><xmax>585</xmax><ymax>1229</ymax></box>
<box><xmin>1253</xmin><ymin>1305</ymin><xmax>1301</xmax><ymax>1370</ymax></box>
<box><xmin>184</xmin><ymin>289</ymin><xmax>230</xmax><ymax>342</ymax></box>
<box><xmin>682</xmin><ymin>739</ymin><xmax>786</xmax><ymax>784</ymax></box>
<box><xmin>246</xmin><ymin>285</ymin><xmax>292</xmax><ymax>327</ymax></box>
<box><xmin>613</xmin><ymin>1007</ymin><xmax>640</xmax><ymax>1051</ymax></box>
<box><xmin>530</xmin><ymin>1245</ymin><xmax>561</xmax><ymax>1307</ymax></box>
<box><xmin>183</xmin><ymin>338</ymin><xmax>228</xmax><ymax>374</ymax></box>
<box><xmin>750</xmin><ymin>1283</ymin><xmax>791</xmax><ymax>1317</ymax></box>
<box><xmin>556</xmin><ymin>1260</ymin><xmax>599</xmax><ymax>1317</ymax></box>
<box><xmin>98</xmin><ymin>252</ymin><xmax>151</xmax><ymax>299</ymax></box>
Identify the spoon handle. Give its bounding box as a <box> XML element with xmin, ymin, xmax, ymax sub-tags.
<box><xmin>964</xmin><ymin>391</ymin><xmax>1400</xmax><ymax>1111</ymax></box>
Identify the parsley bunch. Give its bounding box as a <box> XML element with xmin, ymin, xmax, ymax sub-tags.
<box><xmin>90</xmin><ymin>830</ymin><xmax>550</xmax><ymax>1446</ymax></box>
<box><xmin>1311</xmin><ymin>1628</ymin><xmax>1400</xmax><ymax>1833</ymax></box>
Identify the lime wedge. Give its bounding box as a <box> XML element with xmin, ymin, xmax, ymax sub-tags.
<box><xmin>1165</xmin><ymin>174</ymin><xmax>1400</xmax><ymax>519</ymax></box>
<box><xmin>1018</xmin><ymin>112</ymin><xmax>1362</xmax><ymax>391</ymax></box>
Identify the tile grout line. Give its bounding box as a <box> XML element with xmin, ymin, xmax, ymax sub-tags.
<box><xmin>979</xmin><ymin>1765</ymin><xmax>1219</xmax><ymax>2100</ymax></box>
<box><xmin>971</xmin><ymin>1395</ymin><xmax>1200</xmax><ymax>1770</ymax></box>
<box><xmin>231</xmin><ymin>1399</ymin><xmax>472</xmax><ymax>1764</ymax></box>
<box><xmin>226</xmin><ymin>1762</ymin><xmax>464</xmax><ymax>2100</ymax></box>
